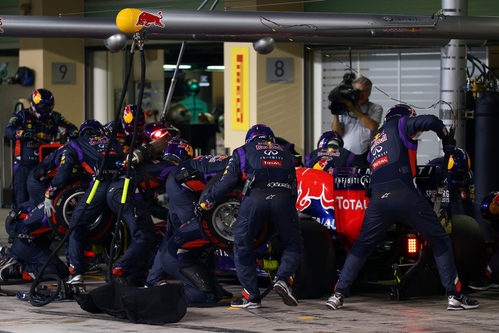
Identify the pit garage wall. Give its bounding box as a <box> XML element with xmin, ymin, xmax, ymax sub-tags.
<box><xmin>313</xmin><ymin>47</ymin><xmax>487</xmax><ymax>164</ymax></box>
<box><xmin>224</xmin><ymin>42</ymin><xmax>304</xmax><ymax>154</ymax></box>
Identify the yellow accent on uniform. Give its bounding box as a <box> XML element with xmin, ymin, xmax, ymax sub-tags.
<box><xmin>116</xmin><ymin>8</ymin><xmax>144</xmax><ymax>34</ymax></box>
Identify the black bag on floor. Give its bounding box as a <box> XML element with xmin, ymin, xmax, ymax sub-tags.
<box><xmin>75</xmin><ymin>282</ymin><xmax>187</xmax><ymax>325</ymax></box>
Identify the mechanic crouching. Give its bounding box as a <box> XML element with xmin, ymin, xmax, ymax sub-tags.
<box><xmin>199</xmin><ymin>124</ymin><xmax>302</xmax><ymax>308</ymax></box>
<box><xmin>106</xmin><ymin>123</ymin><xmax>177</xmax><ymax>286</ymax></box>
<box><xmin>147</xmin><ymin>139</ymin><xmax>231</xmax><ymax>305</ymax></box>
<box><xmin>326</xmin><ymin>104</ymin><xmax>479</xmax><ymax>311</ymax></box>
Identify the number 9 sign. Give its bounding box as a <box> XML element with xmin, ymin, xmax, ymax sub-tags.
<box><xmin>52</xmin><ymin>62</ymin><xmax>76</xmax><ymax>84</ymax></box>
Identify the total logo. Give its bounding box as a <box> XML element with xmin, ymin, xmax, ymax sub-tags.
<box><xmin>335</xmin><ymin>196</ymin><xmax>368</xmax><ymax>210</ymax></box>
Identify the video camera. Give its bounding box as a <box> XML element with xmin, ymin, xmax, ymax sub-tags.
<box><xmin>328</xmin><ymin>72</ymin><xmax>359</xmax><ymax>115</ymax></box>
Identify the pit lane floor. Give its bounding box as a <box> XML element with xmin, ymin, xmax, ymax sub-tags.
<box><xmin>1</xmin><ymin>209</ymin><xmax>498</xmax><ymax>333</ymax></box>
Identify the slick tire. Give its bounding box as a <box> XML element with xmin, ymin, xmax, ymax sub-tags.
<box><xmin>293</xmin><ymin>218</ymin><xmax>336</xmax><ymax>299</ymax></box>
<box><xmin>50</xmin><ymin>182</ymin><xmax>114</xmax><ymax>242</ymax></box>
<box><xmin>450</xmin><ymin>214</ymin><xmax>487</xmax><ymax>287</ymax></box>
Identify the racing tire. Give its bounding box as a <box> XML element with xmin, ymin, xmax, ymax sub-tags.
<box><xmin>450</xmin><ymin>214</ymin><xmax>487</xmax><ymax>287</ymax></box>
<box><xmin>50</xmin><ymin>182</ymin><xmax>114</xmax><ymax>242</ymax></box>
<box><xmin>293</xmin><ymin>218</ymin><xmax>336</xmax><ymax>299</ymax></box>
<box><xmin>198</xmin><ymin>173</ymin><xmax>269</xmax><ymax>252</ymax></box>
<box><xmin>103</xmin><ymin>220</ymin><xmax>129</xmax><ymax>265</ymax></box>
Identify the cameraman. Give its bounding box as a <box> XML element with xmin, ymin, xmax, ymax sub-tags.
<box><xmin>331</xmin><ymin>76</ymin><xmax>382</xmax><ymax>155</ymax></box>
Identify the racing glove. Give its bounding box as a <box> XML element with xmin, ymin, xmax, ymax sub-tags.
<box><xmin>442</xmin><ymin>136</ymin><xmax>456</xmax><ymax>155</ymax></box>
<box><xmin>44</xmin><ymin>197</ymin><xmax>55</xmax><ymax>217</ymax></box>
<box><xmin>33</xmin><ymin>167</ymin><xmax>47</xmax><ymax>181</ymax></box>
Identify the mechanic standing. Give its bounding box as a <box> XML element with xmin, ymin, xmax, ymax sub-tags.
<box><xmin>5</xmin><ymin>89</ymin><xmax>78</xmax><ymax>210</ymax></box>
<box><xmin>199</xmin><ymin>124</ymin><xmax>302</xmax><ymax>308</ymax></box>
<box><xmin>326</xmin><ymin>104</ymin><xmax>479</xmax><ymax>311</ymax></box>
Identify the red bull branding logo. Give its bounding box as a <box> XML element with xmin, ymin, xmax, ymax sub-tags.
<box><xmin>32</xmin><ymin>90</ymin><xmax>42</xmax><ymax>104</ymax></box>
<box><xmin>123</xmin><ymin>106</ymin><xmax>134</xmax><ymax>124</ymax></box>
<box><xmin>0</xmin><ymin>18</ymin><xmax>4</xmax><ymax>33</ymax></box>
<box><xmin>178</xmin><ymin>142</ymin><xmax>194</xmax><ymax>157</ymax></box>
<box><xmin>136</xmin><ymin>11</ymin><xmax>164</xmax><ymax>28</ymax></box>
<box><xmin>296</xmin><ymin>168</ymin><xmax>335</xmax><ymax>211</ymax></box>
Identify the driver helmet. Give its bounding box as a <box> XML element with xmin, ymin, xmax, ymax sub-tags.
<box><xmin>121</xmin><ymin>104</ymin><xmax>145</xmax><ymax>137</ymax></box>
<box><xmin>245</xmin><ymin>124</ymin><xmax>275</xmax><ymax>144</ymax></box>
<box><xmin>385</xmin><ymin>104</ymin><xmax>417</xmax><ymax>121</ymax></box>
<box><xmin>30</xmin><ymin>89</ymin><xmax>54</xmax><ymax>119</ymax></box>
<box><xmin>317</xmin><ymin>131</ymin><xmax>344</xmax><ymax>149</ymax></box>
<box><xmin>163</xmin><ymin>139</ymin><xmax>193</xmax><ymax>163</ymax></box>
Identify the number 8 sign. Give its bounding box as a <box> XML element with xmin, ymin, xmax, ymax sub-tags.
<box><xmin>266</xmin><ymin>58</ymin><xmax>294</xmax><ymax>83</ymax></box>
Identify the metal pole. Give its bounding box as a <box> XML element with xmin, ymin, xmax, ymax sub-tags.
<box><xmin>440</xmin><ymin>0</ymin><xmax>468</xmax><ymax>148</ymax></box>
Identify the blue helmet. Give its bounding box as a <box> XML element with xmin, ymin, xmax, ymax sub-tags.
<box><xmin>245</xmin><ymin>124</ymin><xmax>275</xmax><ymax>144</ymax></box>
<box><xmin>317</xmin><ymin>131</ymin><xmax>343</xmax><ymax>149</ymax></box>
<box><xmin>163</xmin><ymin>139</ymin><xmax>193</xmax><ymax>163</ymax></box>
<box><xmin>121</xmin><ymin>104</ymin><xmax>145</xmax><ymax>137</ymax></box>
<box><xmin>79</xmin><ymin>119</ymin><xmax>104</xmax><ymax>137</ymax></box>
<box><xmin>385</xmin><ymin>104</ymin><xmax>416</xmax><ymax>121</ymax></box>
<box><xmin>447</xmin><ymin>148</ymin><xmax>472</xmax><ymax>185</ymax></box>
<box><xmin>30</xmin><ymin>89</ymin><xmax>54</xmax><ymax>118</ymax></box>
<box><xmin>480</xmin><ymin>191</ymin><xmax>499</xmax><ymax>222</ymax></box>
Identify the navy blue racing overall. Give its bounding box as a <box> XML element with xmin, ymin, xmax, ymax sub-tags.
<box><xmin>334</xmin><ymin>114</ymin><xmax>461</xmax><ymax>297</ymax></box>
<box><xmin>147</xmin><ymin>155</ymin><xmax>229</xmax><ymax>304</ymax></box>
<box><xmin>201</xmin><ymin>140</ymin><xmax>302</xmax><ymax>302</ymax></box>
<box><xmin>64</xmin><ymin>132</ymin><xmax>124</xmax><ymax>276</ymax></box>
<box><xmin>5</xmin><ymin>109</ymin><xmax>77</xmax><ymax>209</ymax></box>
<box><xmin>106</xmin><ymin>159</ymin><xmax>176</xmax><ymax>285</ymax></box>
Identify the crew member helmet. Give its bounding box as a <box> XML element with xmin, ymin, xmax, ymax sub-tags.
<box><xmin>245</xmin><ymin>124</ymin><xmax>275</xmax><ymax>144</ymax></box>
<box><xmin>385</xmin><ymin>104</ymin><xmax>417</xmax><ymax>121</ymax></box>
<box><xmin>30</xmin><ymin>89</ymin><xmax>54</xmax><ymax>118</ymax></box>
<box><xmin>121</xmin><ymin>104</ymin><xmax>145</xmax><ymax>137</ymax></box>
<box><xmin>144</xmin><ymin>122</ymin><xmax>170</xmax><ymax>142</ymax></box>
<box><xmin>317</xmin><ymin>131</ymin><xmax>344</xmax><ymax>149</ymax></box>
<box><xmin>163</xmin><ymin>139</ymin><xmax>193</xmax><ymax>163</ymax></box>
<box><xmin>447</xmin><ymin>148</ymin><xmax>472</xmax><ymax>185</ymax></box>
<box><xmin>480</xmin><ymin>191</ymin><xmax>499</xmax><ymax>223</ymax></box>
<box><xmin>79</xmin><ymin>119</ymin><xmax>104</xmax><ymax>137</ymax></box>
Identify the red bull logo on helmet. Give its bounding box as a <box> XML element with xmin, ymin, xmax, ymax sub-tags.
<box><xmin>136</xmin><ymin>11</ymin><xmax>164</xmax><ymax>28</ymax></box>
<box><xmin>32</xmin><ymin>90</ymin><xmax>42</xmax><ymax>104</ymax></box>
<box><xmin>178</xmin><ymin>142</ymin><xmax>193</xmax><ymax>157</ymax></box>
<box><xmin>123</xmin><ymin>106</ymin><xmax>134</xmax><ymax>124</ymax></box>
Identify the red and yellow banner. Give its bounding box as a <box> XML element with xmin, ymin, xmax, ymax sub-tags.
<box><xmin>231</xmin><ymin>47</ymin><xmax>249</xmax><ymax>131</ymax></box>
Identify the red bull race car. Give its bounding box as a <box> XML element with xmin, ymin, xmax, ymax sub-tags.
<box><xmin>199</xmin><ymin>165</ymin><xmax>487</xmax><ymax>300</ymax></box>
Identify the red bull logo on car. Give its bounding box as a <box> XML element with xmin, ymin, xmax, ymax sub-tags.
<box><xmin>296</xmin><ymin>168</ymin><xmax>335</xmax><ymax>211</ymax></box>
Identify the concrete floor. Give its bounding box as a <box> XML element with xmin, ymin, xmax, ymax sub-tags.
<box><xmin>0</xmin><ymin>208</ymin><xmax>498</xmax><ymax>332</ymax></box>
